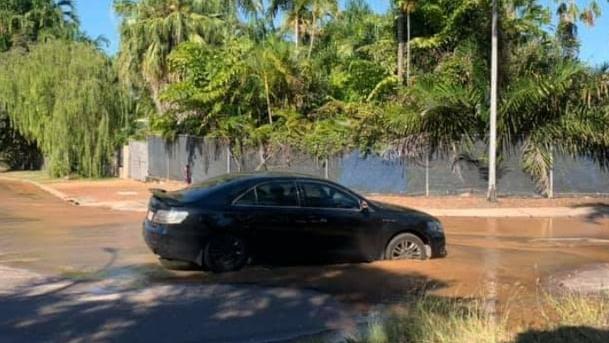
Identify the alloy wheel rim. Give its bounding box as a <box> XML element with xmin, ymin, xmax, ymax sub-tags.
<box><xmin>391</xmin><ymin>239</ymin><xmax>422</xmax><ymax>259</ymax></box>
<box><xmin>211</xmin><ymin>236</ymin><xmax>245</xmax><ymax>269</ymax></box>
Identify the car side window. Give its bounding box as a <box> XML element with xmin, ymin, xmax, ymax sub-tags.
<box><xmin>300</xmin><ymin>182</ymin><xmax>359</xmax><ymax>209</ymax></box>
<box><xmin>256</xmin><ymin>182</ymin><xmax>299</xmax><ymax>207</ymax></box>
<box><xmin>234</xmin><ymin>188</ymin><xmax>257</xmax><ymax>206</ymax></box>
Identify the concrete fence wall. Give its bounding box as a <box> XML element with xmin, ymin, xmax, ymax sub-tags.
<box><xmin>121</xmin><ymin>135</ymin><xmax>609</xmax><ymax>196</ymax></box>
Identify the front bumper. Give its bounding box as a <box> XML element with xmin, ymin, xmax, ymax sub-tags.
<box><xmin>429</xmin><ymin>233</ymin><xmax>447</xmax><ymax>258</ymax></box>
<box><xmin>142</xmin><ymin>220</ymin><xmax>203</xmax><ymax>265</ymax></box>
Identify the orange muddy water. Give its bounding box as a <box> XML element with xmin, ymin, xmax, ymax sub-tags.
<box><xmin>2</xmin><ymin>180</ymin><xmax>609</xmax><ymax>322</ymax></box>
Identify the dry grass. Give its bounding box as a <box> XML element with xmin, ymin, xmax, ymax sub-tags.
<box><xmin>333</xmin><ymin>292</ymin><xmax>609</xmax><ymax>343</ymax></box>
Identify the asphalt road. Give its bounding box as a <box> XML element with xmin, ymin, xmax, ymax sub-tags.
<box><xmin>2</xmin><ymin>179</ymin><xmax>609</xmax><ymax>342</ymax></box>
<box><xmin>0</xmin><ymin>180</ymin><xmax>364</xmax><ymax>343</ymax></box>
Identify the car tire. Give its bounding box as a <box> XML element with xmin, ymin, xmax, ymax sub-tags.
<box><xmin>159</xmin><ymin>258</ymin><xmax>198</xmax><ymax>270</ymax></box>
<box><xmin>385</xmin><ymin>233</ymin><xmax>428</xmax><ymax>260</ymax></box>
<box><xmin>204</xmin><ymin>234</ymin><xmax>249</xmax><ymax>273</ymax></box>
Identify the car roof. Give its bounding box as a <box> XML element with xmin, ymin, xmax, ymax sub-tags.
<box><xmin>175</xmin><ymin>172</ymin><xmax>366</xmax><ymax>205</ymax></box>
<box><xmin>186</xmin><ymin>172</ymin><xmax>329</xmax><ymax>190</ymax></box>
<box><xmin>220</xmin><ymin>172</ymin><xmax>329</xmax><ymax>183</ymax></box>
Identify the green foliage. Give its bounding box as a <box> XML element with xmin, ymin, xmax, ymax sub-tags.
<box><xmin>2</xmin><ymin>0</ymin><xmax>603</xmax><ymax>192</ymax></box>
<box><xmin>0</xmin><ymin>0</ymin><xmax>79</xmax><ymax>52</ymax></box>
<box><xmin>128</xmin><ymin>0</ymin><xmax>609</xmax><ymax>196</ymax></box>
<box><xmin>0</xmin><ymin>40</ymin><xmax>124</xmax><ymax>177</ymax></box>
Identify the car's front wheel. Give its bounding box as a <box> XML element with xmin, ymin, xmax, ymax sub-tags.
<box><xmin>204</xmin><ymin>234</ymin><xmax>249</xmax><ymax>273</ymax></box>
<box><xmin>385</xmin><ymin>233</ymin><xmax>428</xmax><ymax>260</ymax></box>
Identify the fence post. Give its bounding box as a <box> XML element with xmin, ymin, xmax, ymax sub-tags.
<box><xmin>226</xmin><ymin>144</ymin><xmax>231</xmax><ymax>174</ymax></box>
<box><xmin>425</xmin><ymin>152</ymin><xmax>430</xmax><ymax>197</ymax></box>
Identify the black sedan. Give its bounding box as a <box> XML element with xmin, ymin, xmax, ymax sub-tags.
<box><xmin>143</xmin><ymin>173</ymin><xmax>446</xmax><ymax>273</ymax></box>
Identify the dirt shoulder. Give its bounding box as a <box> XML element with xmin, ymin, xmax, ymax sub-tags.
<box><xmin>0</xmin><ymin>171</ymin><xmax>184</xmax><ymax>212</ymax></box>
<box><xmin>2</xmin><ymin>171</ymin><xmax>608</xmax><ymax>216</ymax></box>
<box><xmin>369</xmin><ymin>194</ymin><xmax>609</xmax><ymax>209</ymax></box>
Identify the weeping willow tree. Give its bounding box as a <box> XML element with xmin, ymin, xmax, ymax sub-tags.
<box><xmin>0</xmin><ymin>40</ymin><xmax>123</xmax><ymax>177</ymax></box>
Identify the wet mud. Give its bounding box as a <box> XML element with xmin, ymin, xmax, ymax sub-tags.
<box><xmin>2</xmin><ymin>180</ymin><xmax>609</xmax><ymax>321</ymax></box>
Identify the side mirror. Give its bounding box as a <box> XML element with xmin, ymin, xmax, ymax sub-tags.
<box><xmin>360</xmin><ymin>200</ymin><xmax>369</xmax><ymax>212</ymax></box>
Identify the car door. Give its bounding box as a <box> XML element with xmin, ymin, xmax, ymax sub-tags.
<box><xmin>232</xmin><ymin>180</ymin><xmax>305</xmax><ymax>258</ymax></box>
<box><xmin>297</xmin><ymin>181</ymin><xmax>375</xmax><ymax>259</ymax></box>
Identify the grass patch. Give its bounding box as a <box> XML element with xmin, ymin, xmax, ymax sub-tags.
<box><xmin>515</xmin><ymin>292</ymin><xmax>609</xmax><ymax>343</ymax></box>
<box><xmin>348</xmin><ymin>296</ymin><xmax>508</xmax><ymax>343</ymax></box>
<box><xmin>333</xmin><ymin>292</ymin><xmax>609</xmax><ymax>343</ymax></box>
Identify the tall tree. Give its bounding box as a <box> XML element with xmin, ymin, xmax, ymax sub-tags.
<box><xmin>268</xmin><ymin>0</ymin><xmax>308</xmax><ymax>52</ymax></box>
<box><xmin>0</xmin><ymin>0</ymin><xmax>78</xmax><ymax>51</ymax></box>
<box><xmin>306</xmin><ymin>0</ymin><xmax>338</xmax><ymax>58</ymax></box>
<box><xmin>0</xmin><ymin>0</ymin><xmax>80</xmax><ymax>171</ymax></box>
<box><xmin>554</xmin><ymin>0</ymin><xmax>601</xmax><ymax>59</ymax></box>
<box><xmin>0</xmin><ymin>40</ymin><xmax>125</xmax><ymax>177</ymax></box>
<box><xmin>114</xmin><ymin>0</ymin><xmax>224</xmax><ymax>113</ymax></box>
<box><xmin>395</xmin><ymin>0</ymin><xmax>417</xmax><ymax>85</ymax></box>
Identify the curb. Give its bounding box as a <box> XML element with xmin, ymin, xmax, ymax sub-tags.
<box><xmin>423</xmin><ymin>207</ymin><xmax>598</xmax><ymax>218</ymax></box>
<box><xmin>0</xmin><ymin>176</ymin><xmax>75</xmax><ymax>204</ymax></box>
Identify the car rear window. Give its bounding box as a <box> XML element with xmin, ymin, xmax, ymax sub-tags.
<box><xmin>234</xmin><ymin>189</ymin><xmax>257</xmax><ymax>205</ymax></box>
<box><xmin>249</xmin><ymin>182</ymin><xmax>298</xmax><ymax>207</ymax></box>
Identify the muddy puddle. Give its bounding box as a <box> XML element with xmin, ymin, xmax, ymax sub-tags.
<box><xmin>2</xmin><ymin>180</ymin><xmax>609</xmax><ymax>323</ymax></box>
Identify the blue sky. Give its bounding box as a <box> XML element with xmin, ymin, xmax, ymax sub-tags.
<box><xmin>78</xmin><ymin>0</ymin><xmax>609</xmax><ymax>65</ymax></box>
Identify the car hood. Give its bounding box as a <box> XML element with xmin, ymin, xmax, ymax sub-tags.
<box><xmin>371</xmin><ymin>201</ymin><xmax>436</xmax><ymax>220</ymax></box>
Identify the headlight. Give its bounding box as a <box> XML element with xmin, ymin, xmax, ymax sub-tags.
<box><xmin>427</xmin><ymin>220</ymin><xmax>443</xmax><ymax>232</ymax></box>
<box><xmin>152</xmin><ymin>209</ymin><xmax>189</xmax><ymax>224</ymax></box>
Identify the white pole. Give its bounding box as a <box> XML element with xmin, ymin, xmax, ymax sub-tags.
<box><xmin>487</xmin><ymin>0</ymin><xmax>498</xmax><ymax>202</ymax></box>
<box><xmin>425</xmin><ymin>152</ymin><xmax>430</xmax><ymax>197</ymax></box>
<box><xmin>548</xmin><ymin>145</ymin><xmax>554</xmax><ymax>198</ymax></box>
<box><xmin>406</xmin><ymin>11</ymin><xmax>411</xmax><ymax>86</ymax></box>
<box><xmin>324</xmin><ymin>158</ymin><xmax>329</xmax><ymax>179</ymax></box>
<box><xmin>226</xmin><ymin>144</ymin><xmax>231</xmax><ymax>174</ymax></box>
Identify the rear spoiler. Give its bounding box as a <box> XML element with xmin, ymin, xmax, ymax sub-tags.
<box><xmin>149</xmin><ymin>188</ymin><xmax>168</xmax><ymax>198</ymax></box>
<box><xmin>149</xmin><ymin>188</ymin><xmax>183</xmax><ymax>207</ymax></box>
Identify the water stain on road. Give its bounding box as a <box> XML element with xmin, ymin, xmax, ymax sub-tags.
<box><xmin>1</xmin><ymin>180</ymin><xmax>609</xmax><ymax>317</ymax></box>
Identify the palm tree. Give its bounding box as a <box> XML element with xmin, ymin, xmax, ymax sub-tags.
<box><xmin>0</xmin><ymin>0</ymin><xmax>78</xmax><ymax>51</ymax></box>
<box><xmin>306</xmin><ymin>0</ymin><xmax>338</xmax><ymax>58</ymax></box>
<box><xmin>247</xmin><ymin>35</ymin><xmax>300</xmax><ymax>124</ymax></box>
<box><xmin>268</xmin><ymin>0</ymin><xmax>308</xmax><ymax>52</ymax></box>
<box><xmin>114</xmin><ymin>0</ymin><xmax>224</xmax><ymax>113</ymax></box>
<box><xmin>395</xmin><ymin>0</ymin><xmax>416</xmax><ymax>85</ymax></box>
<box><xmin>555</xmin><ymin>0</ymin><xmax>601</xmax><ymax>59</ymax></box>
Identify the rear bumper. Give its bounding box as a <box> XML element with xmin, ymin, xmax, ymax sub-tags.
<box><xmin>142</xmin><ymin>221</ymin><xmax>203</xmax><ymax>265</ymax></box>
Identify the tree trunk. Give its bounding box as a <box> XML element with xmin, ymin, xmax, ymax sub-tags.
<box><xmin>487</xmin><ymin>0</ymin><xmax>498</xmax><ymax>202</ymax></box>
<box><xmin>406</xmin><ymin>11</ymin><xmax>411</xmax><ymax>86</ymax></box>
<box><xmin>255</xmin><ymin>144</ymin><xmax>269</xmax><ymax>171</ymax></box>
<box><xmin>397</xmin><ymin>10</ymin><xmax>405</xmax><ymax>82</ymax></box>
<box><xmin>308</xmin><ymin>13</ymin><xmax>317</xmax><ymax>58</ymax></box>
<box><xmin>294</xmin><ymin>14</ymin><xmax>300</xmax><ymax>51</ymax></box>
<box><xmin>264</xmin><ymin>73</ymin><xmax>273</xmax><ymax>124</ymax></box>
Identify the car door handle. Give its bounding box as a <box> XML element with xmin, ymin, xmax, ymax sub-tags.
<box><xmin>309</xmin><ymin>217</ymin><xmax>328</xmax><ymax>224</ymax></box>
<box><xmin>238</xmin><ymin>214</ymin><xmax>254</xmax><ymax>221</ymax></box>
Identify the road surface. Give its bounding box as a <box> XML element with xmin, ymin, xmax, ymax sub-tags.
<box><xmin>2</xmin><ymin>179</ymin><xmax>609</xmax><ymax>342</ymax></box>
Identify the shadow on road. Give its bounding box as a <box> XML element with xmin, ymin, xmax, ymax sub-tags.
<box><xmin>0</xmin><ymin>250</ymin><xmax>449</xmax><ymax>342</ymax></box>
<box><xmin>515</xmin><ymin>326</ymin><xmax>609</xmax><ymax>343</ymax></box>
<box><xmin>572</xmin><ymin>203</ymin><xmax>609</xmax><ymax>224</ymax></box>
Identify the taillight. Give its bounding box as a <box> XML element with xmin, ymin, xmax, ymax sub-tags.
<box><xmin>151</xmin><ymin>209</ymin><xmax>189</xmax><ymax>224</ymax></box>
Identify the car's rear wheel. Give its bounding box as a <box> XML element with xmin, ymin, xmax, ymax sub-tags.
<box><xmin>385</xmin><ymin>233</ymin><xmax>428</xmax><ymax>260</ymax></box>
<box><xmin>204</xmin><ymin>234</ymin><xmax>248</xmax><ymax>273</ymax></box>
<box><xmin>159</xmin><ymin>258</ymin><xmax>199</xmax><ymax>270</ymax></box>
